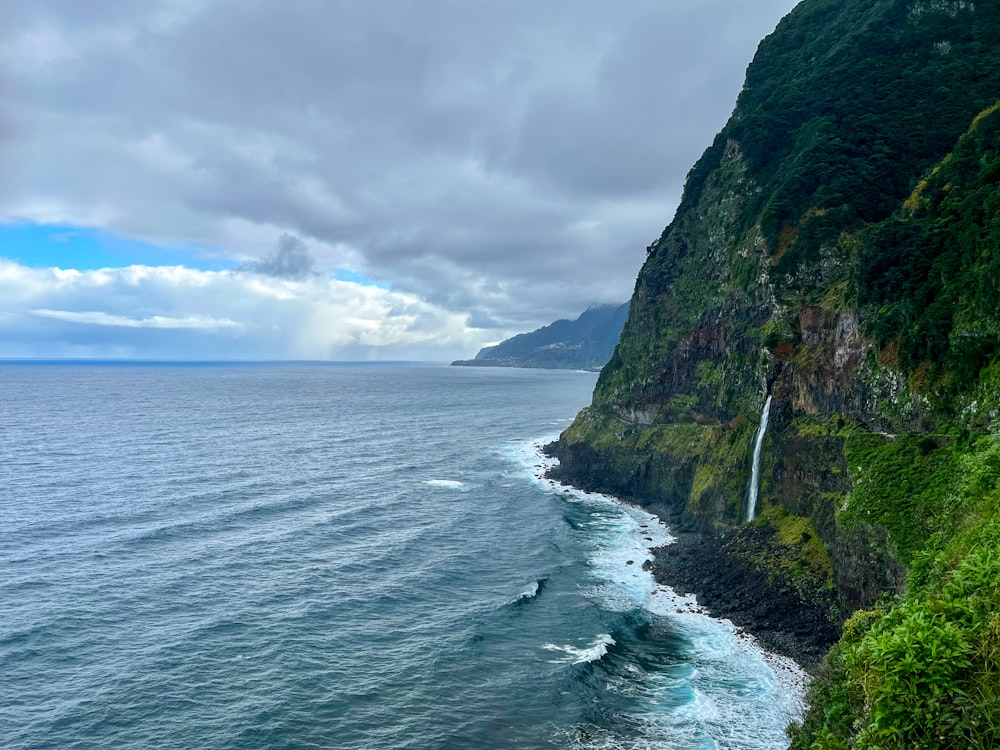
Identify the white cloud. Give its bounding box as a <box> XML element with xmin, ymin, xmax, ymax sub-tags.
<box><xmin>0</xmin><ymin>259</ymin><xmax>485</xmax><ymax>360</ymax></box>
<box><xmin>0</xmin><ymin>0</ymin><xmax>800</xmax><ymax>336</ymax></box>
<box><xmin>30</xmin><ymin>309</ymin><xmax>240</xmax><ymax>330</ymax></box>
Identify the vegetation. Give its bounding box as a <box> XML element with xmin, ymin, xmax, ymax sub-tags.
<box><xmin>730</xmin><ymin>0</ymin><xmax>1000</xmax><ymax>263</ymax></box>
<box><xmin>785</xmin><ymin>94</ymin><xmax>1000</xmax><ymax>746</ymax></box>
<box><xmin>790</xmin><ymin>433</ymin><xmax>1000</xmax><ymax>749</ymax></box>
<box><xmin>858</xmin><ymin>103</ymin><xmax>1000</xmax><ymax>400</ymax></box>
<box><xmin>557</xmin><ymin>2</ymin><xmax>1000</xmax><ymax>744</ymax></box>
<box><xmin>779</xmin><ymin>103</ymin><xmax>1000</xmax><ymax>737</ymax></box>
<box><xmin>673</xmin><ymin>0</ymin><xmax>1000</xmax><ymax>269</ymax></box>
<box><xmin>840</xmin><ymin>432</ymin><xmax>963</xmax><ymax>565</ymax></box>
<box><xmin>752</xmin><ymin>505</ymin><xmax>836</xmax><ymax>599</ymax></box>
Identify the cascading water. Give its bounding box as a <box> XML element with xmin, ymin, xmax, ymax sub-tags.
<box><xmin>745</xmin><ymin>394</ymin><xmax>772</xmax><ymax>522</ymax></box>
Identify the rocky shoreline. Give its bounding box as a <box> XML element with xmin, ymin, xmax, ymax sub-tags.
<box><xmin>543</xmin><ymin>442</ymin><xmax>838</xmax><ymax>673</ymax></box>
<box><xmin>650</xmin><ymin>532</ymin><xmax>838</xmax><ymax>672</ymax></box>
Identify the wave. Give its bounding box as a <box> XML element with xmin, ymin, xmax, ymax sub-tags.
<box><xmin>543</xmin><ymin>633</ymin><xmax>616</xmax><ymax>665</ymax></box>
<box><xmin>507</xmin><ymin>577</ymin><xmax>547</xmax><ymax>608</ymax></box>
<box><xmin>422</xmin><ymin>479</ymin><xmax>465</xmax><ymax>489</ymax></box>
<box><xmin>507</xmin><ymin>435</ymin><xmax>811</xmax><ymax>747</ymax></box>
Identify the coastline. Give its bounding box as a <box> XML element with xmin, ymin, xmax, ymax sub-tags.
<box><xmin>649</xmin><ymin>534</ymin><xmax>835</xmax><ymax>672</ymax></box>
<box><xmin>540</xmin><ymin>440</ymin><xmax>832</xmax><ymax>674</ymax></box>
<box><xmin>528</xmin><ymin>438</ymin><xmax>812</xmax><ymax>711</ymax></box>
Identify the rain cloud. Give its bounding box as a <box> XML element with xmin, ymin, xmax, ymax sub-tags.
<box><xmin>0</xmin><ymin>0</ymin><xmax>800</xmax><ymax>358</ymax></box>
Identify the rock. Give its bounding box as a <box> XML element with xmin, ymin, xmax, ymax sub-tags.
<box><xmin>651</xmin><ymin>531</ymin><xmax>839</xmax><ymax>672</ymax></box>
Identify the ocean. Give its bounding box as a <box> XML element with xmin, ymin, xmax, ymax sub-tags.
<box><xmin>1</xmin><ymin>362</ymin><xmax>805</xmax><ymax>749</ymax></box>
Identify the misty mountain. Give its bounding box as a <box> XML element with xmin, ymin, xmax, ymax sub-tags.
<box><xmin>452</xmin><ymin>303</ymin><xmax>628</xmax><ymax>371</ymax></box>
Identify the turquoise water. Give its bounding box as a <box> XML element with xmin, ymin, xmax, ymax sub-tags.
<box><xmin>1</xmin><ymin>363</ymin><xmax>804</xmax><ymax>749</ymax></box>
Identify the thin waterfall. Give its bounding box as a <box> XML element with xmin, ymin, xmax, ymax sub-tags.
<box><xmin>745</xmin><ymin>395</ymin><xmax>772</xmax><ymax>522</ymax></box>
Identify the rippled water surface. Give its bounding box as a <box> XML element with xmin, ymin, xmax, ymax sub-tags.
<box><xmin>1</xmin><ymin>363</ymin><xmax>804</xmax><ymax>749</ymax></box>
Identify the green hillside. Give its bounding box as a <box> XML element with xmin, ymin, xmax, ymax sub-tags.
<box><xmin>550</xmin><ymin>1</ymin><xmax>1000</xmax><ymax>746</ymax></box>
<box><xmin>789</xmin><ymin>100</ymin><xmax>1000</xmax><ymax>750</ymax></box>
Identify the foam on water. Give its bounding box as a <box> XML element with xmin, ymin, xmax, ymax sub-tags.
<box><xmin>423</xmin><ymin>479</ymin><xmax>466</xmax><ymax>489</ymax></box>
<box><xmin>519</xmin><ymin>579</ymin><xmax>543</xmax><ymax>600</ymax></box>
<box><xmin>507</xmin><ymin>436</ymin><xmax>809</xmax><ymax>749</ymax></box>
<box><xmin>543</xmin><ymin>634</ymin><xmax>617</xmax><ymax>664</ymax></box>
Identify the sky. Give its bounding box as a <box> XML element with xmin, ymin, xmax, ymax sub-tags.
<box><xmin>0</xmin><ymin>0</ymin><xmax>799</xmax><ymax>361</ymax></box>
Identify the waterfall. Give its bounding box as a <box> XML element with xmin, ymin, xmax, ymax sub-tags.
<box><xmin>745</xmin><ymin>395</ymin><xmax>772</xmax><ymax>522</ymax></box>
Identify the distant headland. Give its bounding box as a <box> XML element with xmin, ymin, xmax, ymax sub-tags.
<box><xmin>452</xmin><ymin>302</ymin><xmax>628</xmax><ymax>371</ymax></box>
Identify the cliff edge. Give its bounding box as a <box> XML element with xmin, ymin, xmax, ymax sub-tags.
<box><xmin>551</xmin><ymin>1</ymin><xmax>1000</xmax><ymax>745</ymax></box>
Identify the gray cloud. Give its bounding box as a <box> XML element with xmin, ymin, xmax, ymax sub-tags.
<box><xmin>240</xmin><ymin>233</ymin><xmax>315</xmax><ymax>279</ymax></box>
<box><xmin>0</xmin><ymin>0</ymin><xmax>800</xmax><ymax>349</ymax></box>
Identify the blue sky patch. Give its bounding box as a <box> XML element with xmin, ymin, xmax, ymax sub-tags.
<box><xmin>334</xmin><ymin>268</ymin><xmax>389</xmax><ymax>289</ymax></box>
<box><xmin>0</xmin><ymin>223</ymin><xmax>236</xmax><ymax>272</ymax></box>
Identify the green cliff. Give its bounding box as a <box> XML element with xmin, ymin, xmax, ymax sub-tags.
<box><xmin>550</xmin><ymin>0</ymin><xmax>1000</xmax><ymax>745</ymax></box>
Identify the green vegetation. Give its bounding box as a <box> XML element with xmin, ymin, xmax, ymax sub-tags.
<box><xmin>753</xmin><ymin>505</ymin><xmax>836</xmax><ymax>596</ymax></box>
<box><xmin>840</xmin><ymin>432</ymin><xmax>964</xmax><ymax>565</ymax></box>
<box><xmin>858</xmin><ymin>102</ymin><xmax>1000</xmax><ymax>401</ymax></box>
<box><xmin>730</xmin><ymin>0</ymin><xmax>1000</xmax><ymax>264</ymax></box>
<box><xmin>790</xmin><ymin>432</ymin><xmax>1000</xmax><ymax>748</ymax></box>
<box><xmin>558</xmin><ymin>2</ymin><xmax>1000</xmax><ymax>743</ymax></box>
<box><xmin>672</xmin><ymin>0</ymin><xmax>1000</xmax><ymax>262</ymax></box>
<box><xmin>761</xmin><ymin>315</ymin><xmax>800</xmax><ymax>352</ymax></box>
<box><xmin>785</xmin><ymin>424</ymin><xmax>1000</xmax><ymax>747</ymax></box>
<box><xmin>559</xmin><ymin>407</ymin><xmax>757</xmax><ymax>528</ymax></box>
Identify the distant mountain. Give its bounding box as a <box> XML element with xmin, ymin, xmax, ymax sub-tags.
<box><xmin>452</xmin><ymin>303</ymin><xmax>629</xmax><ymax>371</ymax></box>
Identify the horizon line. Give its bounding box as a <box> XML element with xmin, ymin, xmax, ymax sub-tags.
<box><xmin>0</xmin><ymin>358</ymin><xmax>448</xmax><ymax>365</ymax></box>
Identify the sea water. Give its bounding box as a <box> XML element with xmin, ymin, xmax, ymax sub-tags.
<box><xmin>0</xmin><ymin>363</ymin><xmax>805</xmax><ymax>749</ymax></box>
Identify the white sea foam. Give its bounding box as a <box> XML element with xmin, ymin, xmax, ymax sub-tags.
<box><xmin>520</xmin><ymin>580</ymin><xmax>540</xmax><ymax>599</ymax></box>
<box><xmin>543</xmin><ymin>634</ymin><xmax>616</xmax><ymax>664</ymax></box>
<box><xmin>508</xmin><ymin>580</ymin><xmax>541</xmax><ymax>606</ymax></box>
<box><xmin>423</xmin><ymin>479</ymin><xmax>465</xmax><ymax>489</ymax></box>
<box><xmin>510</xmin><ymin>435</ymin><xmax>810</xmax><ymax>749</ymax></box>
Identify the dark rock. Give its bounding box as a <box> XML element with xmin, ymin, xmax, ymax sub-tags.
<box><xmin>652</xmin><ymin>532</ymin><xmax>840</xmax><ymax>672</ymax></box>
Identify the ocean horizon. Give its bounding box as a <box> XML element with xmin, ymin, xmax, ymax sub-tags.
<box><xmin>2</xmin><ymin>362</ymin><xmax>804</xmax><ymax>749</ymax></box>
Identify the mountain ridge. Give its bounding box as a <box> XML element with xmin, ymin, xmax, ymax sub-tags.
<box><xmin>452</xmin><ymin>302</ymin><xmax>628</xmax><ymax>371</ymax></box>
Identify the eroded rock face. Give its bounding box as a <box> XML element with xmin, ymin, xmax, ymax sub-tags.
<box><xmin>790</xmin><ymin>308</ymin><xmax>867</xmax><ymax>411</ymax></box>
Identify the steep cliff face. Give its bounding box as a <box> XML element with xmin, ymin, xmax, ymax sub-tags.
<box><xmin>555</xmin><ymin>0</ymin><xmax>1000</xmax><ymax>592</ymax></box>
<box><xmin>552</xmin><ymin>1</ymin><xmax>1000</xmax><ymax>741</ymax></box>
<box><xmin>555</xmin><ymin>0</ymin><xmax>1000</xmax><ymax>747</ymax></box>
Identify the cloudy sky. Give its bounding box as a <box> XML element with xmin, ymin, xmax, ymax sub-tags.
<box><xmin>0</xmin><ymin>0</ymin><xmax>798</xmax><ymax>360</ymax></box>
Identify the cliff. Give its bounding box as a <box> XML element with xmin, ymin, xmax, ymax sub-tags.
<box><xmin>550</xmin><ymin>1</ymin><xmax>1000</xmax><ymax>746</ymax></box>
<box><xmin>452</xmin><ymin>303</ymin><xmax>628</xmax><ymax>371</ymax></box>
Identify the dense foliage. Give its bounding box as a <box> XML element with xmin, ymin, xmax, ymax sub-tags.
<box><xmin>858</xmin><ymin>103</ymin><xmax>1000</xmax><ymax>398</ymax></box>
<box><xmin>679</xmin><ymin>0</ymin><xmax>1000</xmax><ymax>277</ymax></box>
<box><xmin>790</xmin><ymin>432</ymin><xmax>1000</xmax><ymax>749</ymax></box>
<box><xmin>566</xmin><ymin>3</ymin><xmax>1000</xmax><ymax>743</ymax></box>
<box><xmin>785</xmin><ymin>51</ymin><xmax>1000</xmax><ymax>750</ymax></box>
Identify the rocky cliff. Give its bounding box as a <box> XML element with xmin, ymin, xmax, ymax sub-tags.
<box><xmin>550</xmin><ymin>1</ymin><xmax>1000</xmax><ymax>745</ymax></box>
